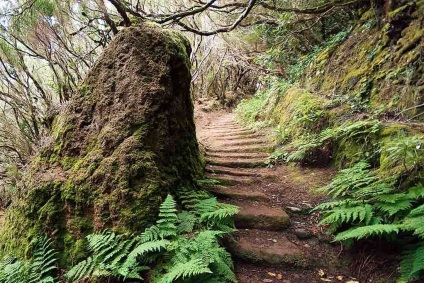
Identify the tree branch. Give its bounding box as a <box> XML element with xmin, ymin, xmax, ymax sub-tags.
<box><xmin>175</xmin><ymin>0</ymin><xmax>258</xmax><ymax>36</ymax></box>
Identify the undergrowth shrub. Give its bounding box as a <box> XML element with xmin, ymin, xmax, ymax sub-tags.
<box><xmin>314</xmin><ymin>133</ymin><xmax>424</xmax><ymax>282</ymax></box>
<box><xmin>66</xmin><ymin>192</ymin><xmax>238</xmax><ymax>283</ymax></box>
<box><xmin>271</xmin><ymin>120</ymin><xmax>381</xmax><ymax>166</ymax></box>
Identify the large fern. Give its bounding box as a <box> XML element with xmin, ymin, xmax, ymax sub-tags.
<box><xmin>315</xmin><ymin>159</ymin><xmax>424</xmax><ymax>282</ymax></box>
<box><xmin>66</xmin><ymin>192</ymin><xmax>238</xmax><ymax>283</ymax></box>
<box><xmin>65</xmin><ymin>231</ymin><xmax>145</xmax><ymax>282</ymax></box>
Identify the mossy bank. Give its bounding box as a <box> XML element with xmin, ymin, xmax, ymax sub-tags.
<box><xmin>237</xmin><ymin>0</ymin><xmax>423</xmax><ymax>169</ymax></box>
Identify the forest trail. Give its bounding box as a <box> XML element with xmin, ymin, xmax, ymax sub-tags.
<box><xmin>197</xmin><ymin>112</ymin><xmax>358</xmax><ymax>283</ymax></box>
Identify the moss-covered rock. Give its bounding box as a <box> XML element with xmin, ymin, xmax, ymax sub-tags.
<box><xmin>0</xmin><ymin>24</ymin><xmax>202</xmax><ymax>263</ymax></box>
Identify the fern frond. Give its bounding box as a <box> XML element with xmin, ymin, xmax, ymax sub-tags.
<box><xmin>28</xmin><ymin>237</ymin><xmax>58</xmax><ymax>283</ymax></box>
<box><xmin>120</xmin><ymin>240</ymin><xmax>169</xmax><ymax>275</ymax></box>
<box><xmin>314</xmin><ymin>199</ymin><xmax>367</xmax><ymax>210</ymax></box>
<box><xmin>194</xmin><ymin>197</ymin><xmax>219</xmax><ymax>214</ymax></box>
<box><xmin>406</xmin><ymin>184</ymin><xmax>424</xmax><ymax>199</ymax></box>
<box><xmin>177</xmin><ymin>212</ymin><xmax>196</xmax><ymax>234</ymax></box>
<box><xmin>140</xmin><ymin>225</ymin><xmax>161</xmax><ymax>243</ymax></box>
<box><xmin>408</xmin><ymin>204</ymin><xmax>424</xmax><ymax>217</ymax></box>
<box><xmin>376</xmin><ymin>200</ymin><xmax>413</xmax><ymax>216</ymax></box>
<box><xmin>320</xmin><ymin>204</ymin><xmax>374</xmax><ymax>226</ymax></box>
<box><xmin>372</xmin><ymin>193</ymin><xmax>409</xmax><ymax>204</ymax></box>
<box><xmin>400</xmin><ymin>243</ymin><xmax>424</xmax><ymax>282</ymax></box>
<box><xmin>402</xmin><ymin>215</ymin><xmax>424</xmax><ymax>238</ymax></box>
<box><xmin>286</xmin><ymin>149</ymin><xmax>307</xmax><ymax>162</ymax></box>
<box><xmin>178</xmin><ymin>189</ymin><xmax>210</xmax><ymax>210</ymax></box>
<box><xmin>65</xmin><ymin>257</ymin><xmax>95</xmax><ymax>281</ymax></box>
<box><xmin>351</xmin><ymin>181</ymin><xmax>394</xmax><ymax>199</ymax></box>
<box><xmin>334</xmin><ymin>224</ymin><xmax>400</xmax><ymax>241</ymax></box>
<box><xmin>156</xmin><ymin>195</ymin><xmax>178</xmax><ymax>238</ymax></box>
<box><xmin>158</xmin><ymin>258</ymin><xmax>212</xmax><ymax>283</ymax></box>
<box><xmin>200</xmin><ymin>204</ymin><xmax>239</xmax><ymax>223</ymax></box>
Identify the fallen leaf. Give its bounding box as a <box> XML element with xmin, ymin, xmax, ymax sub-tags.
<box><xmin>336</xmin><ymin>276</ymin><xmax>343</xmax><ymax>281</ymax></box>
<box><xmin>268</xmin><ymin>272</ymin><xmax>276</xmax><ymax>277</ymax></box>
<box><xmin>263</xmin><ymin>279</ymin><xmax>273</xmax><ymax>283</ymax></box>
<box><xmin>318</xmin><ymin>269</ymin><xmax>326</xmax><ymax>277</ymax></box>
<box><xmin>277</xmin><ymin>274</ymin><xmax>283</xmax><ymax>279</ymax></box>
<box><xmin>345</xmin><ymin>281</ymin><xmax>359</xmax><ymax>283</ymax></box>
<box><xmin>320</xmin><ymin>279</ymin><xmax>332</xmax><ymax>282</ymax></box>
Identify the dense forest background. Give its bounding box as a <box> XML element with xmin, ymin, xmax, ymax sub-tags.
<box><xmin>0</xmin><ymin>0</ymin><xmax>422</xmax><ymax>282</ymax></box>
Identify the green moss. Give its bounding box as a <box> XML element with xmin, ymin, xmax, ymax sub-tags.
<box><xmin>272</xmin><ymin>87</ymin><xmax>329</xmax><ymax>139</ymax></box>
<box><xmin>387</xmin><ymin>2</ymin><xmax>415</xmax><ymax>20</ymax></box>
<box><xmin>342</xmin><ymin>67</ymin><xmax>370</xmax><ymax>88</ymax></box>
<box><xmin>296</xmin><ymin>1</ymin><xmax>423</xmax><ymax>119</ymax></box>
<box><xmin>60</xmin><ymin>156</ymin><xmax>77</xmax><ymax>170</ymax></box>
<box><xmin>62</xmin><ymin>233</ymin><xmax>89</xmax><ymax>265</ymax></box>
<box><xmin>77</xmin><ymin>83</ymin><xmax>92</xmax><ymax>99</ymax></box>
<box><xmin>334</xmin><ymin>138</ymin><xmax>372</xmax><ymax>168</ymax></box>
<box><xmin>48</xmin><ymin>153</ymin><xmax>58</xmax><ymax>163</ymax></box>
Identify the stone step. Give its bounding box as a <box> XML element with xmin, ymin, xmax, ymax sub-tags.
<box><xmin>206</xmin><ymin>145</ymin><xmax>272</xmax><ymax>154</ymax></box>
<box><xmin>206</xmin><ymin>129</ymin><xmax>256</xmax><ymax>135</ymax></box>
<box><xmin>205</xmin><ymin>126</ymin><xmax>246</xmax><ymax>131</ymax></box>
<box><xmin>214</xmin><ymin>121</ymin><xmax>237</xmax><ymax>126</ymax></box>
<box><xmin>215</xmin><ymin>118</ymin><xmax>235</xmax><ymax>122</ymax></box>
<box><xmin>205</xmin><ymin>165</ymin><xmax>261</xmax><ymax>177</ymax></box>
<box><xmin>205</xmin><ymin>173</ymin><xmax>256</xmax><ymax>186</ymax></box>
<box><xmin>206</xmin><ymin>152</ymin><xmax>268</xmax><ymax>160</ymax></box>
<box><xmin>206</xmin><ymin>186</ymin><xmax>269</xmax><ymax>202</ymax></box>
<box><xmin>206</xmin><ymin>157</ymin><xmax>267</xmax><ymax>168</ymax></box>
<box><xmin>207</xmin><ymin>128</ymin><xmax>255</xmax><ymax>135</ymax></box>
<box><xmin>226</xmin><ymin>229</ymin><xmax>309</xmax><ymax>267</ymax></box>
<box><xmin>211</xmin><ymin>121</ymin><xmax>238</xmax><ymax>126</ymax></box>
<box><xmin>231</xmin><ymin>201</ymin><xmax>290</xmax><ymax>231</ymax></box>
<box><xmin>213</xmin><ymin>135</ymin><xmax>264</xmax><ymax>142</ymax></box>
<box><xmin>220</xmin><ymin>139</ymin><xmax>268</xmax><ymax>147</ymax></box>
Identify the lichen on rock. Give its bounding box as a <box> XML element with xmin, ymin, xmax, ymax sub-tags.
<box><xmin>0</xmin><ymin>23</ymin><xmax>202</xmax><ymax>261</ymax></box>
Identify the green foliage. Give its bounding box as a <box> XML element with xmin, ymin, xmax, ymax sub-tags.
<box><xmin>0</xmin><ymin>237</ymin><xmax>58</xmax><ymax>283</ymax></box>
<box><xmin>236</xmin><ymin>78</ymin><xmax>291</xmax><ymax>128</ymax></box>
<box><xmin>380</xmin><ymin>135</ymin><xmax>424</xmax><ymax>173</ymax></box>
<box><xmin>275</xmin><ymin>120</ymin><xmax>381</xmax><ymax>165</ymax></box>
<box><xmin>255</xmin><ymin>7</ymin><xmax>353</xmax><ymax>81</ymax></box>
<box><xmin>315</xmin><ymin>160</ymin><xmax>424</xmax><ymax>282</ymax></box>
<box><xmin>66</xmin><ymin>193</ymin><xmax>238</xmax><ymax>283</ymax></box>
<box><xmin>287</xmin><ymin>29</ymin><xmax>351</xmax><ymax>81</ymax></box>
<box><xmin>400</xmin><ymin>243</ymin><xmax>424</xmax><ymax>282</ymax></box>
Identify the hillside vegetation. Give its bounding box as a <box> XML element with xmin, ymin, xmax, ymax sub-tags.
<box><xmin>237</xmin><ymin>1</ymin><xmax>423</xmax><ymax>281</ymax></box>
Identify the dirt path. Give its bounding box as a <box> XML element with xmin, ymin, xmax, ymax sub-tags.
<box><xmin>196</xmin><ymin>112</ymin><xmax>359</xmax><ymax>283</ymax></box>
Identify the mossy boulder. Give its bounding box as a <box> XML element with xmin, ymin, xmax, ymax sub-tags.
<box><xmin>0</xmin><ymin>24</ymin><xmax>202</xmax><ymax>261</ymax></box>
